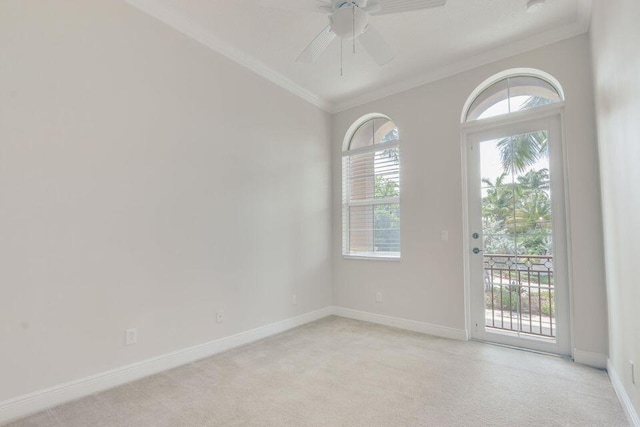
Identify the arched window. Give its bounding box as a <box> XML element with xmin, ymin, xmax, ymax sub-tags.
<box><xmin>342</xmin><ymin>115</ymin><xmax>400</xmax><ymax>258</ymax></box>
<box><xmin>463</xmin><ymin>69</ymin><xmax>564</xmax><ymax>122</ymax></box>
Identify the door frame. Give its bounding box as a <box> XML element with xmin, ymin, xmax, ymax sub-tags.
<box><xmin>461</xmin><ymin>103</ymin><xmax>574</xmax><ymax>356</ymax></box>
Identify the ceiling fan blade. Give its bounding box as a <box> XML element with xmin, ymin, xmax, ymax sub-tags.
<box><xmin>297</xmin><ymin>25</ymin><xmax>336</xmax><ymax>63</ymax></box>
<box><xmin>358</xmin><ymin>24</ymin><xmax>395</xmax><ymax>66</ymax></box>
<box><xmin>258</xmin><ymin>0</ymin><xmax>329</xmax><ymax>12</ymax></box>
<box><xmin>317</xmin><ymin>4</ymin><xmax>334</xmax><ymax>13</ymax></box>
<box><xmin>366</xmin><ymin>0</ymin><xmax>446</xmax><ymax>15</ymax></box>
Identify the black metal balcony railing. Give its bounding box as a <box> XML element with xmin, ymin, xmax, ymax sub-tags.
<box><xmin>483</xmin><ymin>254</ymin><xmax>555</xmax><ymax>338</ymax></box>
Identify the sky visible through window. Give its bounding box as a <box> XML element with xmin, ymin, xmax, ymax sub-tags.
<box><xmin>478</xmin><ymin>95</ymin><xmax>548</xmax><ymax>189</ymax></box>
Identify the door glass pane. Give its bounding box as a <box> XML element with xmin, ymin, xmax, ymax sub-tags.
<box><xmin>479</xmin><ymin>131</ymin><xmax>556</xmax><ymax>340</ymax></box>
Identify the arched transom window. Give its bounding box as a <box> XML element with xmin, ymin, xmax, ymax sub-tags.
<box><xmin>464</xmin><ymin>71</ymin><xmax>564</xmax><ymax>122</ymax></box>
<box><xmin>342</xmin><ymin>115</ymin><xmax>400</xmax><ymax>258</ymax></box>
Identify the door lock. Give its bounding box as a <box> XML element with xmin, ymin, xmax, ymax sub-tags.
<box><xmin>472</xmin><ymin>233</ymin><xmax>479</xmax><ymax>239</ymax></box>
<box><xmin>473</xmin><ymin>247</ymin><xmax>483</xmax><ymax>254</ymax></box>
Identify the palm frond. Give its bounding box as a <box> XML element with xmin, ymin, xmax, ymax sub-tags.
<box><xmin>496</xmin><ymin>131</ymin><xmax>548</xmax><ymax>174</ymax></box>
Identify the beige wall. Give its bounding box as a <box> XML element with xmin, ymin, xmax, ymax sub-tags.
<box><xmin>590</xmin><ymin>0</ymin><xmax>640</xmax><ymax>416</ymax></box>
<box><xmin>0</xmin><ymin>0</ymin><xmax>619</xmax><ymax>412</ymax></box>
<box><xmin>332</xmin><ymin>35</ymin><xmax>608</xmax><ymax>359</ymax></box>
<box><xmin>0</xmin><ymin>0</ymin><xmax>332</xmax><ymax>401</ymax></box>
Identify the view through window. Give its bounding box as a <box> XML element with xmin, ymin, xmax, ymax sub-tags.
<box><xmin>342</xmin><ymin>117</ymin><xmax>400</xmax><ymax>258</ymax></box>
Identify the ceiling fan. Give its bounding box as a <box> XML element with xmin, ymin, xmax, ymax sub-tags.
<box><xmin>297</xmin><ymin>0</ymin><xmax>447</xmax><ymax>66</ymax></box>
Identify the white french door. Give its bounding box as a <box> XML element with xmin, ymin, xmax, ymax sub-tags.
<box><xmin>465</xmin><ymin>111</ymin><xmax>571</xmax><ymax>355</ymax></box>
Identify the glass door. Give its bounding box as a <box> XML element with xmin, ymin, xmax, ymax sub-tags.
<box><xmin>467</xmin><ymin>114</ymin><xmax>570</xmax><ymax>355</ymax></box>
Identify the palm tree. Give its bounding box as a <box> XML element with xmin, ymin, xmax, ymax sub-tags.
<box><xmin>482</xmin><ymin>95</ymin><xmax>556</xmax><ymax>255</ymax></box>
<box><xmin>520</xmin><ymin>191</ymin><xmax>551</xmax><ymax>229</ymax></box>
<box><xmin>481</xmin><ymin>172</ymin><xmax>514</xmax><ymax>228</ymax></box>
<box><xmin>505</xmin><ymin>191</ymin><xmax>552</xmax><ymax>233</ymax></box>
<box><xmin>496</xmin><ymin>96</ymin><xmax>551</xmax><ymax>174</ymax></box>
<box><xmin>517</xmin><ymin>168</ymin><xmax>550</xmax><ymax>192</ymax></box>
<box><xmin>496</xmin><ymin>131</ymin><xmax>548</xmax><ymax>174</ymax></box>
<box><xmin>482</xmin><ymin>169</ymin><xmax>553</xmax><ymax>255</ymax></box>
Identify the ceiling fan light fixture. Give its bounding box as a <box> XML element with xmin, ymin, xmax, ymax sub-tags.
<box><xmin>330</xmin><ymin>6</ymin><xmax>368</xmax><ymax>39</ymax></box>
<box><xmin>526</xmin><ymin>0</ymin><xmax>545</xmax><ymax>13</ymax></box>
<box><xmin>296</xmin><ymin>0</ymin><xmax>447</xmax><ymax>66</ymax></box>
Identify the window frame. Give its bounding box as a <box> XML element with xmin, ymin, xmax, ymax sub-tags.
<box><xmin>461</xmin><ymin>68</ymin><xmax>565</xmax><ymax>123</ymax></box>
<box><xmin>342</xmin><ymin>114</ymin><xmax>401</xmax><ymax>260</ymax></box>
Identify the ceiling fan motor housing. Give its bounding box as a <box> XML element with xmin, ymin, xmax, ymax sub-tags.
<box><xmin>298</xmin><ymin>0</ymin><xmax>445</xmax><ymax>65</ymax></box>
<box><xmin>330</xmin><ymin>5</ymin><xmax>369</xmax><ymax>39</ymax></box>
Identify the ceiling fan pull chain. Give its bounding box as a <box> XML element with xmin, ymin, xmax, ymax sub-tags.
<box><xmin>352</xmin><ymin>4</ymin><xmax>356</xmax><ymax>54</ymax></box>
<box><xmin>340</xmin><ymin>38</ymin><xmax>343</xmax><ymax>76</ymax></box>
<box><xmin>296</xmin><ymin>0</ymin><xmax>446</xmax><ymax>67</ymax></box>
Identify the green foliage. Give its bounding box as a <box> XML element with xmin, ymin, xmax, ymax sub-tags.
<box><xmin>540</xmin><ymin>291</ymin><xmax>553</xmax><ymax>316</ymax></box>
<box><xmin>375</xmin><ymin>175</ymin><xmax>399</xmax><ymax>198</ymax></box>
<box><xmin>497</xmin><ymin>286</ymin><xmax>520</xmax><ymax>311</ymax></box>
<box><xmin>496</xmin><ymin>131</ymin><xmax>548</xmax><ymax>175</ymax></box>
<box><xmin>482</xmin><ymin>220</ymin><xmax>515</xmax><ymax>254</ymax></box>
<box><xmin>373</xmin><ymin>149</ymin><xmax>400</xmax><ymax>252</ymax></box>
<box><xmin>485</xmin><ymin>285</ymin><xmax>554</xmax><ymax>317</ymax></box>
<box><xmin>482</xmin><ymin>132</ymin><xmax>553</xmax><ymax>255</ymax></box>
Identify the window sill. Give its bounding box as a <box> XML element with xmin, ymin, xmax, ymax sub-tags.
<box><xmin>343</xmin><ymin>253</ymin><xmax>401</xmax><ymax>261</ymax></box>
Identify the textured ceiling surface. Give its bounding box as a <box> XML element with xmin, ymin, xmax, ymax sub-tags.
<box><xmin>125</xmin><ymin>0</ymin><xmax>591</xmax><ymax>112</ymax></box>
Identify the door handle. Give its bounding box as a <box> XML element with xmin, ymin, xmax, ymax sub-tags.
<box><xmin>473</xmin><ymin>247</ymin><xmax>483</xmax><ymax>254</ymax></box>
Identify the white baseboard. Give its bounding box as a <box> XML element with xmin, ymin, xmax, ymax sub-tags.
<box><xmin>0</xmin><ymin>306</ymin><xmax>333</xmax><ymax>425</ymax></box>
<box><xmin>573</xmin><ymin>348</ymin><xmax>608</xmax><ymax>369</ymax></box>
<box><xmin>332</xmin><ymin>307</ymin><xmax>468</xmax><ymax>341</ymax></box>
<box><xmin>608</xmin><ymin>359</ymin><xmax>640</xmax><ymax>427</ymax></box>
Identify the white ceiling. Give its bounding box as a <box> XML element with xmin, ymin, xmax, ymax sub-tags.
<box><xmin>125</xmin><ymin>0</ymin><xmax>592</xmax><ymax>113</ymax></box>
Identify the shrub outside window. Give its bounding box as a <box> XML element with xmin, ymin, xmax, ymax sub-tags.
<box><xmin>342</xmin><ymin>116</ymin><xmax>400</xmax><ymax>258</ymax></box>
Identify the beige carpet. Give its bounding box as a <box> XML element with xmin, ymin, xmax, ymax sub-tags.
<box><xmin>5</xmin><ymin>316</ymin><xmax>628</xmax><ymax>426</ymax></box>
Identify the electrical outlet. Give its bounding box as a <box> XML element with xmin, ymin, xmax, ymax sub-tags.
<box><xmin>216</xmin><ymin>311</ymin><xmax>224</xmax><ymax>323</ymax></box>
<box><xmin>126</xmin><ymin>328</ymin><xmax>137</xmax><ymax>345</ymax></box>
<box><xmin>376</xmin><ymin>292</ymin><xmax>383</xmax><ymax>303</ymax></box>
<box><xmin>631</xmin><ymin>361</ymin><xmax>635</xmax><ymax>385</ymax></box>
<box><xmin>441</xmin><ymin>230</ymin><xmax>449</xmax><ymax>241</ymax></box>
<box><xmin>291</xmin><ymin>294</ymin><xmax>297</xmax><ymax>305</ymax></box>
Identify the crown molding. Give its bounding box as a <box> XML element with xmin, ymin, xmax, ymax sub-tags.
<box><xmin>123</xmin><ymin>0</ymin><xmax>333</xmax><ymax>112</ymax></box>
<box><xmin>123</xmin><ymin>0</ymin><xmax>593</xmax><ymax>116</ymax></box>
<box><xmin>330</xmin><ymin>13</ymin><xmax>593</xmax><ymax>113</ymax></box>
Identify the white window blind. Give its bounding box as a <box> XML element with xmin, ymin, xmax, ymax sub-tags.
<box><xmin>342</xmin><ymin>117</ymin><xmax>400</xmax><ymax>258</ymax></box>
